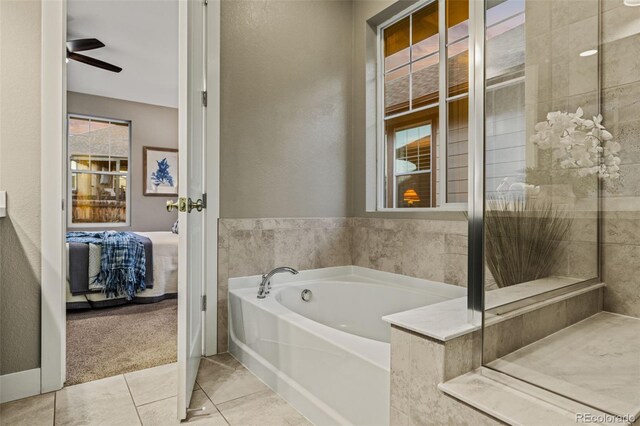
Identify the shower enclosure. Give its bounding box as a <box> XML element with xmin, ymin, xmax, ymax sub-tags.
<box><xmin>471</xmin><ymin>0</ymin><xmax>639</xmax><ymax>420</ymax></box>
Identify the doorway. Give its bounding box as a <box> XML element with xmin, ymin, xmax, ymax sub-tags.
<box><xmin>41</xmin><ymin>0</ymin><xmax>219</xmax><ymax>420</ymax></box>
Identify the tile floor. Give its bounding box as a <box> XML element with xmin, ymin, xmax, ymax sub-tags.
<box><xmin>488</xmin><ymin>312</ymin><xmax>640</xmax><ymax>419</ymax></box>
<box><xmin>0</xmin><ymin>354</ymin><xmax>311</xmax><ymax>426</ymax></box>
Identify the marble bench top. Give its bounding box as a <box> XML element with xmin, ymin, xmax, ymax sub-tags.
<box><xmin>383</xmin><ymin>276</ymin><xmax>602</xmax><ymax>342</ymax></box>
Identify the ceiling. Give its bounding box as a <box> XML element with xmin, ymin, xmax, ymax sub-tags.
<box><xmin>67</xmin><ymin>0</ymin><xmax>179</xmax><ymax>108</ymax></box>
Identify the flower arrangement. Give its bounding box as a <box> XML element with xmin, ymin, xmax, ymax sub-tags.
<box><xmin>530</xmin><ymin>107</ymin><xmax>621</xmax><ymax>180</ymax></box>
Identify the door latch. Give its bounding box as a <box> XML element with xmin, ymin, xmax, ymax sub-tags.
<box><xmin>187</xmin><ymin>197</ymin><xmax>205</xmax><ymax>213</ymax></box>
<box><xmin>166</xmin><ymin>197</ymin><xmax>188</xmax><ymax>212</ymax></box>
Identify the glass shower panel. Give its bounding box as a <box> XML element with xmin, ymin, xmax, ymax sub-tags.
<box><xmin>483</xmin><ymin>0</ymin><xmax>599</xmax><ymax>303</ymax></box>
<box><xmin>479</xmin><ymin>0</ymin><xmax>631</xmax><ymax>416</ymax></box>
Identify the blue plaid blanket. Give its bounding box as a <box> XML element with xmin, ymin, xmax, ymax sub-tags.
<box><xmin>66</xmin><ymin>231</ymin><xmax>146</xmax><ymax>300</ymax></box>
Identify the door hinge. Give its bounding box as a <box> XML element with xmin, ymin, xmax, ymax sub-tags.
<box><xmin>201</xmin><ymin>295</ymin><xmax>207</xmax><ymax>311</ymax></box>
<box><xmin>202</xmin><ymin>91</ymin><xmax>208</xmax><ymax>107</ymax></box>
<box><xmin>203</xmin><ymin>0</ymin><xmax>208</xmax><ymax>5</ymax></box>
<box><xmin>62</xmin><ymin>198</ymin><xmax>65</xmax><ymax>211</ymax></box>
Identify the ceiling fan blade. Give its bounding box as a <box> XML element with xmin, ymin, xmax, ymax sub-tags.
<box><xmin>66</xmin><ymin>38</ymin><xmax>105</xmax><ymax>52</ymax></box>
<box><xmin>68</xmin><ymin>52</ymin><xmax>122</xmax><ymax>73</ymax></box>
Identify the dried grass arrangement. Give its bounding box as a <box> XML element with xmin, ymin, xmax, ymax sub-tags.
<box><xmin>486</xmin><ymin>193</ymin><xmax>574</xmax><ymax>288</ymax></box>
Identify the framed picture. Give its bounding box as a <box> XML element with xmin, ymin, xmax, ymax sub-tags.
<box><xmin>143</xmin><ymin>147</ymin><xmax>179</xmax><ymax>196</ymax></box>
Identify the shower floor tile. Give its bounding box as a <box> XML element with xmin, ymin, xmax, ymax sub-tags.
<box><xmin>488</xmin><ymin>312</ymin><xmax>640</xmax><ymax>418</ymax></box>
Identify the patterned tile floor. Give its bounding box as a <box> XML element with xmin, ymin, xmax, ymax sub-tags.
<box><xmin>0</xmin><ymin>354</ymin><xmax>310</xmax><ymax>426</ymax></box>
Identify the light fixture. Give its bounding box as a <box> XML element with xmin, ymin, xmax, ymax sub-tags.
<box><xmin>403</xmin><ymin>189</ymin><xmax>420</xmax><ymax>206</ymax></box>
<box><xmin>579</xmin><ymin>49</ymin><xmax>598</xmax><ymax>57</ymax></box>
<box><xmin>624</xmin><ymin>0</ymin><xmax>640</xmax><ymax>6</ymax></box>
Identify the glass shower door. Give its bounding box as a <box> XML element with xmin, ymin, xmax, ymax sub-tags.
<box><xmin>477</xmin><ymin>0</ymin><xmax>635</xmax><ymax>418</ymax></box>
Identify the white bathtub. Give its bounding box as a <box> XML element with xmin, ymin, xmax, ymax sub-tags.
<box><xmin>229</xmin><ymin>266</ymin><xmax>466</xmax><ymax>425</ymax></box>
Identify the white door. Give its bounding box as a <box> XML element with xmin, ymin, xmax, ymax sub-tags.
<box><xmin>177</xmin><ymin>0</ymin><xmax>207</xmax><ymax>419</ymax></box>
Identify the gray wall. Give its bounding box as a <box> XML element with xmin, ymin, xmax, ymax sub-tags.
<box><xmin>67</xmin><ymin>92</ymin><xmax>179</xmax><ymax>232</ymax></box>
<box><xmin>600</xmin><ymin>0</ymin><xmax>640</xmax><ymax>318</ymax></box>
<box><xmin>0</xmin><ymin>0</ymin><xmax>42</xmax><ymax>375</ymax></box>
<box><xmin>219</xmin><ymin>0</ymin><xmax>352</xmax><ymax>219</ymax></box>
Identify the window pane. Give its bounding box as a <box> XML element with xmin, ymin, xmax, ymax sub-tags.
<box><xmin>447</xmin><ymin>0</ymin><xmax>469</xmax><ymax>42</ymax></box>
<box><xmin>384</xmin><ymin>16</ymin><xmax>410</xmax><ymax>71</ymax></box>
<box><xmin>385</xmin><ymin>65</ymin><xmax>410</xmax><ymax>116</ymax></box>
<box><xmin>70</xmin><ymin>156</ymin><xmax>90</xmax><ymax>171</ymax></box>
<box><xmin>385</xmin><ymin>107</ymin><xmax>438</xmax><ymax>208</ymax></box>
<box><xmin>447</xmin><ymin>97</ymin><xmax>468</xmax><ymax>203</ymax></box>
<box><xmin>486</xmin><ymin>2</ymin><xmax>525</xmax><ymax>83</ymax></box>
<box><xmin>486</xmin><ymin>0</ymin><xmax>524</xmax><ymax>28</ymax></box>
<box><xmin>412</xmin><ymin>54</ymin><xmax>439</xmax><ymax>108</ymax></box>
<box><xmin>71</xmin><ymin>173</ymin><xmax>127</xmax><ymax>224</ymax></box>
<box><xmin>412</xmin><ymin>2</ymin><xmax>438</xmax><ymax>59</ymax></box>
<box><xmin>68</xmin><ymin>116</ymin><xmax>130</xmax><ymax>225</ymax></box>
<box><xmin>448</xmin><ymin>38</ymin><xmax>469</xmax><ymax>96</ymax></box>
<box><xmin>395</xmin><ymin>124</ymin><xmax>432</xmax><ymax>173</ymax></box>
<box><xmin>396</xmin><ymin>172</ymin><xmax>431</xmax><ymax>208</ymax></box>
<box><xmin>91</xmin><ymin>158</ymin><xmax>111</xmax><ymax>173</ymax></box>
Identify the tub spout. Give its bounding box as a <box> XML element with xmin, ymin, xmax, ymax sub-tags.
<box><xmin>257</xmin><ymin>266</ymin><xmax>299</xmax><ymax>299</ymax></box>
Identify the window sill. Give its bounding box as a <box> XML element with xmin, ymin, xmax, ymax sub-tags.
<box><xmin>364</xmin><ymin>205</ymin><xmax>468</xmax><ymax>220</ymax></box>
<box><xmin>374</xmin><ymin>205</ymin><xmax>467</xmax><ymax>213</ymax></box>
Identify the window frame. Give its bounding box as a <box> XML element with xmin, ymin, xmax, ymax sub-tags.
<box><xmin>375</xmin><ymin>0</ymin><xmax>470</xmax><ymax>212</ymax></box>
<box><xmin>67</xmin><ymin>113</ymin><xmax>132</xmax><ymax>228</ymax></box>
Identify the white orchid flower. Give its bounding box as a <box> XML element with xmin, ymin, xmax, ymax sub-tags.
<box><xmin>531</xmin><ymin>107</ymin><xmax>621</xmax><ymax>180</ymax></box>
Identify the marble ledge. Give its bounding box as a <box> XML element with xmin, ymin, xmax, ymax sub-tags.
<box><xmin>383</xmin><ymin>277</ymin><xmax>604</xmax><ymax>342</ymax></box>
<box><xmin>485</xmin><ymin>276</ymin><xmax>587</xmax><ymax>312</ymax></box>
<box><xmin>383</xmin><ymin>296</ymin><xmax>478</xmax><ymax>342</ymax></box>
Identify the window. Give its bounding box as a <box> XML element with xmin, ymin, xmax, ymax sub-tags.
<box><xmin>378</xmin><ymin>0</ymin><xmax>470</xmax><ymax>209</ymax></box>
<box><xmin>68</xmin><ymin>115</ymin><xmax>131</xmax><ymax>226</ymax></box>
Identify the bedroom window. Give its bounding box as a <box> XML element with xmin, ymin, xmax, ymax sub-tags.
<box><xmin>68</xmin><ymin>115</ymin><xmax>131</xmax><ymax>227</ymax></box>
<box><xmin>377</xmin><ymin>0</ymin><xmax>470</xmax><ymax>209</ymax></box>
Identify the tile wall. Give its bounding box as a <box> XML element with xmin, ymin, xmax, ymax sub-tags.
<box><xmin>216</xmin><ymin>215</ymin><xmax>617</xmax><ymax>352</ymax></box>
<box><xmin>600</xmin><ymin>0</ymin><xmax>640</xmax><ymax>318</ymax></box>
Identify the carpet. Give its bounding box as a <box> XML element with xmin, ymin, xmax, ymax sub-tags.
<box><xmin>65</xmin><ymin>299</ymin><xmax>177</xmax><ymax>386</ymax></box>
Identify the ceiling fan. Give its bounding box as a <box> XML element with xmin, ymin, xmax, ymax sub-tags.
<box><xmin>66</xmin><ymin>38</ymin><xmax>122</xmax><ymax>73</ymax></box>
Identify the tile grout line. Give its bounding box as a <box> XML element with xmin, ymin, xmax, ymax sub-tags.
<box><xmin>201</xmin><ymin>356</ymin><xmax>237</xmax><ymax>371</ymax></box>
<box><xmin>194</xmin><ymin>380</ymin><xmax>231</xmax><ymax>425</ymax></box>
<box><xmin>52</xmin><ymin>391</ymin><xmax>57</xmax><ymax>426</ymax></box>
<box><xmin>123</xmin><ymin>374</ymin><xmax>144</xmax><ymax>426</ymax></box>
<box><xmin>214</xmin><ymin>388</ymin><xmax>268</xmax><ymax>408</ymax></box>
<box><xmin>199</xmin><ymin>355</ymin><xmax>269</xmax><ymax>407</ymax></box>
<box><xmin>135</xmin><ymin>394</ymin><xmax>175</xmax><ymax>409</ymax></box>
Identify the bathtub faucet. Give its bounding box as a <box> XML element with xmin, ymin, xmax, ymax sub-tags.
<box><xmin>257</xmin><ymin>266</ymin><xmax>299</xmax><ymax>299</ymax></box>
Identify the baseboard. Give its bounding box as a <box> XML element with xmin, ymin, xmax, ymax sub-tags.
<box><xmin>0</xmin><ymin>368</ymin><xmax>41</xmax><ymax>403</ymax></box>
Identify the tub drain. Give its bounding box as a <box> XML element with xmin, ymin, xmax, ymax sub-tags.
<box><xmin>301</xmin><ymin>289</ymin><xmax>312</xmax><ymax>302</ymax></box>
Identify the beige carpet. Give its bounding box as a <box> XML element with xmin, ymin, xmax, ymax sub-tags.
<box><xmin>66</xmin><ymin>299</ymin><xmax>177</xmax><ymax>386</ymax></box>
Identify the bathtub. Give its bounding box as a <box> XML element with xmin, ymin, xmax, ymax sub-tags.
<box><xmin>229</xmin><ymin>266</ymin><xmax>466</xmax><ymax>425</ymax></box>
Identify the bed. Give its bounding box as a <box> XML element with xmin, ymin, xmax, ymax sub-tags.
<box><xmin>66</xmin><ymin>231</ymin><xmax>178</xmax><ymax>309</ymax></box>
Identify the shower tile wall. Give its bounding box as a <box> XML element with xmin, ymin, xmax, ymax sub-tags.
<box><xmin>600</xmin><ymin>0</ymin><xmax>640</xmax><ymax>318</ymax></box>
<box><xmin>522</xmin><ymin>0</ymin><xmax>600</xmax><ymax>286</ymax></box>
